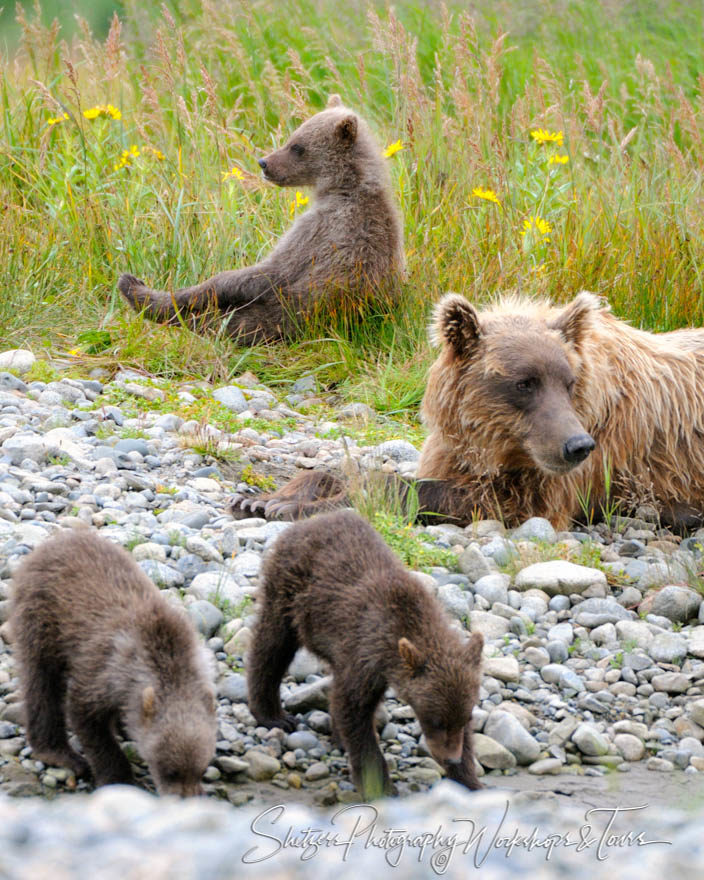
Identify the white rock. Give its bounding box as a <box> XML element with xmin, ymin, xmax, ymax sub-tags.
<box><xmin>0</xmin><ymin>349</ymin><xmax>35</xmax><ymax>374</ymax></box>
<box><xmin>514</xmin><ymin>561</ymin><xmax>606</xmax><ymax>596</ymax></box>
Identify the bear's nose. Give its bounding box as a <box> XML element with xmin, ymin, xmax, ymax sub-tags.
<box><xmin>563</xmin><ymin>433</ymin><xmax>595</xmax><ymax>464</ymax></box>
<box><xmin>258</xmin><ymin>158</ymin><xmax>267</xmax><ymax>170</ymax></box>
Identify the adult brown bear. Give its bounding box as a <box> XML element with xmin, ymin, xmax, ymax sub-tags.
<box><xmin>118</xmin><ymin>96</ymin><xmax>404</xmax><ymax>344</ymax></box>
<box><xmin>231</xmin><ymin>291</ymin><xmax>704</xmax><ymax>530</ymax></box>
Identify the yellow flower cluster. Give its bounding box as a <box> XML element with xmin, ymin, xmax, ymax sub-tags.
<box><xmin>521</xmin><ymin>215</ymin><xmax>552</xmax><ymax>241</ymax></box>
<box><xmin>472</xmin><ymin>187</ymin><xmax>501</xmax><ymax>205</ymax></box>
<box><xmin>84</xmin><ymin>104</ymin><xmax>122</xmax><ymax>121</ymax></box>
<box><xmin>47</xmin><ymin>112</ymin><xmax>69</xmax><ymax>127</ymax></box>
<box><xmin>222</xmin><ymin>166</ymin><xmax>244</xmax><ymax>182</ymax></box>
<box><xmin>530</xmin><ymin>128</ymin><xmax>563</xmax><ymax>146</ymax></box>
<box><xmin>142</xmin><ymin>145</ymin><xmax>165</xmax><ymax>160</ymax></box>
<box><xmin>548</xmin><ymin>154</ymin><xmax>569</xmax><ymax>165</ymax></box>
<box><xmin>114</xmin><ymin>144</ymin><xmax>140</xmax><ymax>171</ymax></box>
<box><xmin>289</xmin><ymin>190</ymin><xmax>309</xmax><ymax>215</ymax></box>
<box><xmin>383</xmin><ymin>139</ymin><xmax>404</xmax><ymax>158</ymax></box>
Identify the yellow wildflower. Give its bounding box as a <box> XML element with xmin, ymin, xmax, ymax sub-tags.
<box><xmin>548</xmin><ymin>154</ymin><xmax>569</xmax><ymax>165</ymax></box>
<box><xmin>47</xmin><ymin>113</ymin><xmax>69</xmax><ymax>126</ymax></box>
<box><xmin>530</xmin><ymin>128</ymin><xmax>563</xmax><ymax>146</ymax></box>
<box><xmin>114</xmin><ymin>145</ymin><xmax>140</xmax><ymax>171</ymax></box>
<box><xmin>472</xmin><ymin>187</ymin><xmax>501</xmax><ymax>205</ymax></box>
<box><xmin>530</xmin><ymin>263</ymin><xmax>547</xmax><ymax>275</ymax></box>
<box><xmin>84</xmin><ymin>104</ymin><xmax>122</xmax><ymax>121</ymax></box>
<box><xmin>289</xmin><ymin>190</ymin><xmax>309</xmax><ymax>216</ymax></box>
<box><xmin>67</xmin><ymin>348</ymin><xmax>81</xmax><ymax>357</ymax></box>
<box><xmin>521</xmin><ymin>215</ymin><xmax>552</xmax><ymax>241</ymax></box>
<box><xmin>143</xmin><ymin>145</ymin><xmax>165</xmax><ymax>160</ymax></box>
<box><xmin>222</xmin><ymin>166</ymin><xmax>244</xmax><ymax>181</ymax></box>
<box><xmin>383</xmin><ymin>139</ymin><xmax>404</xmax><ymax>158</ymax></box>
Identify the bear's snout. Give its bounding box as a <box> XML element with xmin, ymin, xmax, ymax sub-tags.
<box><xmin>562</xmin><ymin>433</ymin><xmax>595</xmax><ymax>465</ymax></box>
<box><xmin>258</xmin><ymin>158</ymin><xmax>267</xmax><ymax>170</ymax></box>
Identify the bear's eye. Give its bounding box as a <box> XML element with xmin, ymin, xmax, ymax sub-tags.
<box><xmin>566</xmin><ymin>378</ymin><xmax>576</xmax><ymax>395</ymax></box>
<box><xmin>290</xmin><ymin>143</ymin><xmax>305</xmax><ymax>157</ymax></box>
<box><xmin>516</xmin><ymin>377</ymin><xmax>539</xmax><ymax>394</ymax></box>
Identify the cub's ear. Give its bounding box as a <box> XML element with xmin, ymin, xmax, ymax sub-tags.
<box><xmin>141</xmin><ymin>685</ymin><xmax>156</xmax><ymax>724</ymax></box>
<box><xmin>327</xmin><ymin>93</ymin><xmax>343</xmax><ymax>108</ymax></box>
<box><xmin>398</xmin><ymin>637</ymin><xmax>425</xmax><ymax>675</ymax></box>
<box><xmin>549</xmin><ymin>291</ymin><xmax>605</xmax><ymax>349</ymax></box>
<box><xmin>431</xmin><ymin>292</ymin><xmax>482</xmax><ymax>358</ymax></box>
<box><xmin>464</xmin><ymin>632</ymin><xmax>484</xmax><ymax>666</ymax></box>
<box><xmin>335</xmin><ymin>114</ymin><xmax>358</xmax><ymax>144</ymax></box>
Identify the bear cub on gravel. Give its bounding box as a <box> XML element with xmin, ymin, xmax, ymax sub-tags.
<box><xmin>247</xmin><ymin>510</ymin><xmax>484</xmax><ymax>798</ymax></box>
<box><xmin>11</xmin><ymin>530</ymin><xmax>217</xmax><ymax>796</ymax></box>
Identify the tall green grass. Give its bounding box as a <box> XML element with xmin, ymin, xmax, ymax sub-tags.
<box><xmin>1</xmin><ymin>0</ymin><xmax>703</xmax><ymax>422</ymax></box>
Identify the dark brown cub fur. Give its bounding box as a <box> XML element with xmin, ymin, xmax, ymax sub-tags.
<box><xmin>247</xmin><ymin>510</ymin><xmax>484</xmax><ymax>799</ymax></box>
<box><xmin>11</xmin><ymin>530</ymin><xmax>216</xmax><ymax>796</ymax></box>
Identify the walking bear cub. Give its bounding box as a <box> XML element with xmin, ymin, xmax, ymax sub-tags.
<box><xmin>247</xmin><ymin>510</ymin><xmax>484</xmax><ymax>799</ymax></box>
<box><xmin>11</xmin><ymin>530</ymin><xmax>217</xmax><ymax>796</ymax></box>
<box><xmin>118</xmin><ymin>95</ymin><xmax>404</xmax><ymax>344</ymax></box>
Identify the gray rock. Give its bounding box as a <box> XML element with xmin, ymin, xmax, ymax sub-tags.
<box><xmin>473</xmin><ymin>574</ymin><xmax>509</xmax><ymax>606</ymax></box>
<box><xmin>614</xmin><ymin>733</ymin><xmax>645</xmax><ymax>761</ymax></box>
<box><xmin>437</xmin><ymin>583</ymin><xmax>470</xmax><ymax>619</ymax></box>
<box><xmin>217</xmin><ymin>673</ymin><xmax>248</xmax><ymax>702</ymax></box>
<box><xmin>649</xmin><ymin>632</ymin><xmax>688</xmax><ymax>664</ymax></box>
<box><xmin>0</xmin><ymin>372</ymin><xmax>28</xmax><ymax>392</ymax></box>
<box><xmin>213</xmin><ymin>386</ymin><xmax>248</xmax><ymax>413</ymax></box>
<box><xmin>284</xmin><ymin>677</ymin><xmax>331</xmax><ymax>713</ymax></box>
<box><xmin>188</xmin><ymin>572</ymin><xmax>247</xmax><ymax>606</ymax></box>
<box><xmin>572</xmin><ymin>723</ymin><xmax>610</xmax><ymax>756</ymax></box>
<box><xmin>244</xmin><ymin>750</ymin><xmax>280</xmax><ymax>780</ymax></box>
<box><xmin>138</xmin><ymin>560</ymin><xmax>185</xmax><ymax>589</ymax></box>
<box><xmin>511</xmin><ymin>517</ymin><xmax>557</xmax><ymax>543</ymax></box>
<box><xmin>372</xmin><ymin>440</ymin><xmax>420</xmax><ymax>463</ymax></box>
<box><xmin>2</xmin><ymin>433</ymin><xmax>47</xmax><ymax>466</ymax></box>
<box><xmin>528</xmin><ymin>758</ymin><xmax>563</xmax><ymax>775</ymax></box>
<box><xmin>305</xmin><ymin>761</ymin><xmax>330</xmax><ymax>781</ymax></box>
<box><xmin>473</xmin><ymin>733</ymin><xmax>517</xmax><ymax>769</ymax></box>
<box><xmin>484</xmin><ymin>710</ymin><xmax>541</xmax><ymax>765</ymax></box>
<box><xmin>115</xmin><ymin>438</ymin><xmax>150</xmax><ymax>457</ymax></box>
<box><xmin>515</xmin><ymin>561</ymin><xmax>606</xmax><ymax>596</ymax></box>
<box><xmin>458</xmin><ymin>546</ymin><xmax>493</xmax><ymax>582</ymax></box>
<box><xmin>651</xmin><ymin>672</ymin><xmax>690</xmax><ymax>693</ymax></box>
<box><xmin>483</xmin><ymin>656</ymin><xmax>519</xmax><ymax>682</ymax></box>
<box><xmin>469</xmin><ymin>611</ymin><xmax>510</xmax><ymax>639</ymax></box>
<box><xmin>186</xmin><ymin>600</ymin><xmax>223</xmax><ymax>637</ymax></box>
<box><xmin>651</xmin><ymin>586</ymin><xmax>701</xmax><ymax>623</ymax></box>
<box><xmin>286</xmin><ymin>731</ymin><xmax>320</xmax><ymax>752</ymax></box>
<box><xmin>573</xmin><ymin>598</ymin><xmax>632</xmax><ymax>627</ymax></box>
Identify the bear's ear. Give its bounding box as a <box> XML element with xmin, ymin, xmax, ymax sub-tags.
<box><xmin>335</xmin><ymin>114</ymin><xmax>358</xmax><ymax>145</ymax></box>
<box><xmin>141</xmin><ymin>685</ymin><xmax>156</xmax><ymax>725</ymax></box>
<box><xmin>398</xmin><ymin>637</ymin><xmax>425</xmax><ymax>675</ymax></box>
<box><xmin>464</xmin><ymin>632</ymin><xmax>484</xmax><ymax>666</ymax></box>
<box><xmin>327</xmin><ymin>94</ymin><xmax>343</xmax><ymax>108</ymax></box>
<box><xmin>431</xmin><ymin>292</ymin><xmax>482</xmax><ymax>358</ymax></box>
<box><xmin>549</xmin><ymin>291</ymin><xmax>605</xmax><ymax>349</ymax></box>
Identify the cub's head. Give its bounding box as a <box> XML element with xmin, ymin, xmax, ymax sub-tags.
<box><xmin>137</xmin><ymin>683</ymin><xmax>217</xmax><ymax>798</ymax></box>
<box><xmin>428</xmin><ymin>291</ymin><xmax>603</xmax><ymax>475</ymax></box>
<box><xmin>397</xmin><ymin>632</ymin><xmax>483</xmax><ymax>766</ymax></box>
<box><xmin>257</xmin><ymin>93</ymin><xmax>374</xmax><ymax>191</ymax></box>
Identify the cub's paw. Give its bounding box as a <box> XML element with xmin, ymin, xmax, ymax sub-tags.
<box><xmin>117</xmin><ymin>273</ymin><xmax>148</xmax><ymax>309</ymax></box>
<box><xmin>255</xmin><ymin>713</ymin><xmax>298</xmax><ymax>733</ymax></box>
<box><xmin>227</xmin><ymin>491</ymin><xmax>268</xmax><ymax>520</ymax></box>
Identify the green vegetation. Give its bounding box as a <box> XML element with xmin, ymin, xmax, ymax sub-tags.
<box><xmin>2</xmin><ymin>0</ymin><xmax>703</xmax><ymax>436</ymax></box>
<box><xmin>238</xmin><ymin>465</ymin><xmax>276</xmax><ymax>491</ymax></box>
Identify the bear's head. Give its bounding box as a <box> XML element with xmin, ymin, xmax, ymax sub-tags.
<box><xmin>397</xmin><ymin>632</ymin><xmax>483</xmax><ymax>766</ymax></box>
<box><xmin>257</xmin><ymin>94</ymin><xmax>382</xmax><ymax>192</ymax></box>
<box><xmin>136</xmin><ymin>680</ymin><xmax>217</xmax><ymax>797</ymax></box>
<box><xmin>428</xmin><ymin>291</ymin><xmax>602</xmax><ymax>475</ymax></box>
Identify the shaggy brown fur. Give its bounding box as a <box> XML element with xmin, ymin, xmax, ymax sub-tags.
<box><xmin>11</xmin><ymin>530</ymin><xmax>216</xmax><ymax>796</ymax></box>
<box><xmin>231</xmin><ymin>291</ymin><xmax>704</xmax><ymax>530</ymax></box>
<box><xmin>247</xmin><ymin>510</ymin><xmax>484</xmax><ymax>799</ymax></box>
<box><xmin>118</xmin><ymin>95</ymin><xmax>404</xmax><ymax>344</ymax></box>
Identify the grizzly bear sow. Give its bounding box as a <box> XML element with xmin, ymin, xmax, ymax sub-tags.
<box><xmin>247</xmin><ymin>510</ymin><xmax>484</xmax><ymax>799</ymax></box>
<box><xmin>11</xmin><ymin>531</ymin><xmax>216</xmax><ymax>796</ymax></box>
<box><xmin>118</xmin><ymin>95</ymin><xmax>404</xmax><ymax>344</ymax></box>
<box><xmin>233</xmin><ymin>291</ymin><xmax>704</xmax><ymax>530</ymax></box>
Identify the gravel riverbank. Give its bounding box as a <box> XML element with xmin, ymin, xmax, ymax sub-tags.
<box><xmin>0</xmin><ymin>348</ymin><xmax>703</xmax><ymax>876</ymax></box>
